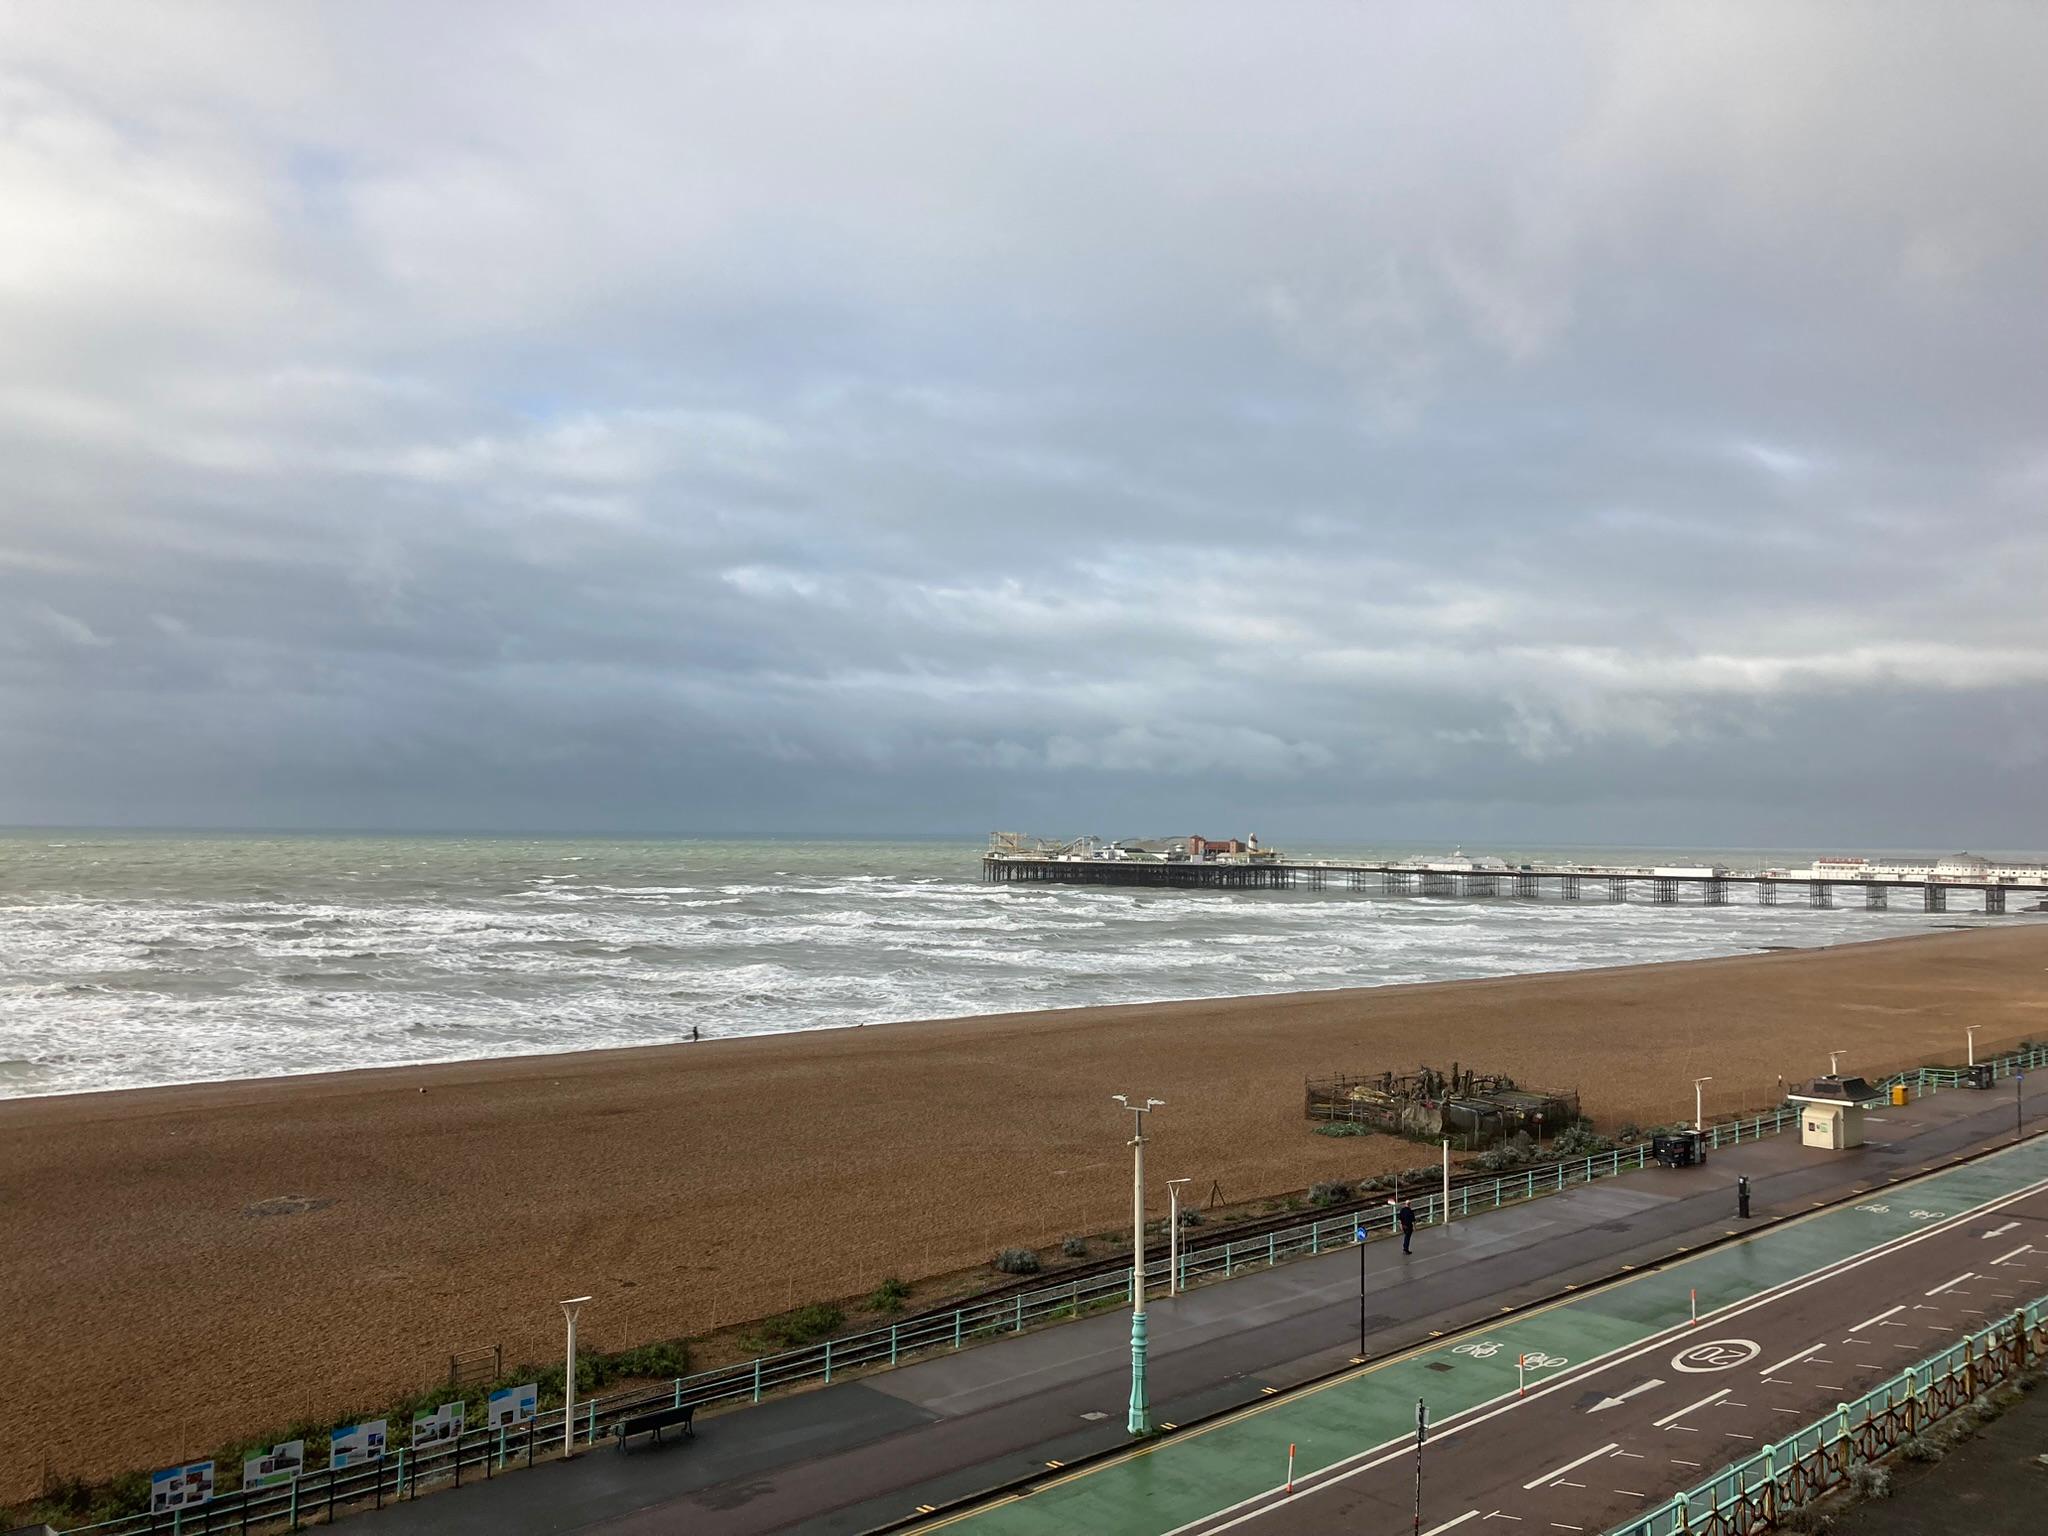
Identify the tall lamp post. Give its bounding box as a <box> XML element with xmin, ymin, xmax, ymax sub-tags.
<box><xmin>1166</xmin><ymin>1177</ymin><xmax>1192</xmax><ymax>1297</ymax></box>
<box><xmin>1693</xmin><ymin>1076</ymin><xmax>1714</xmax><ymax>1134</ymax></box>
<box><xmin>560</xmin><ymin>1296</ymin><xmax>592</xmax><ymax>1458</ymax></box>
<box><xmin>1112</xmin><ymin>1094</ymin><xmax>1164</xmax><ymax>1435</ymax></box>
<box><xmin>1967</xmin><ymin>1026</ymin><xmax>1982</xmax><ymax>1067</ymax></box>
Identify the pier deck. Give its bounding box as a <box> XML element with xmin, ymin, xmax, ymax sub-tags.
<box><xmin>981</xmin><ymin>858</ymin><xmax>2048</xmax><ymax>914</ymax></box>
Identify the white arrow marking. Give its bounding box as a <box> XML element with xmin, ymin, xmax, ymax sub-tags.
<box><xmin>1588</xmin><ymin>1379</ymin><xmax>1665</xmax><ymax>1413</ymax></box>
<box><xmin>1981</xmin><ymin>1221</ymin><xmax>2019</xmax><ymax>1238</ymax></box>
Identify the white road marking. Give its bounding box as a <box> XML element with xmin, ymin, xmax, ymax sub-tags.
<box><xmin>1614</xmin><ymin>1490</ymin><xmax>1647</xmax><ymax>1498</ymax></box>
<box><xmin>1588</xmin><ymin>1380</ymin><xmax>1664</xmax><ymax>1413</ymax></box>
<box><xmin>1549</xmin><ymin>1525</ymin><xmax>1584</xmax><ymax>1532</ymax></box>
<box><xmin>1671</xmin><ymin>1459</ymin><xmax>1703</xmax><ymax>1468</ymax></box>
<box><xmin>1654</xmin><ymin>1390</ymin><xmax>1729</xmax><ymax>1428</ymax></box>
<box><xmin>1924</xmin><ymin>1272</ymin><xmax>1974</xmax><ymax>1296</ymax></box>
<box><xmin>1613</xmin><ymin>1451</ymin><xmax>1645</xmax><ymax>1459</ymax></box>
<box><xmin>1758</xmin><ymin>1343</ymin><xmax>1825</xmax><ymax>1376</ymax></box>
<box><xmin>1482</xmin><ymin>1514</ymin><xmax>1521</xmax><ymax>1523</ymax></box>
<box><xmin>1421</xmin><ymin>1513</ymin><xmax>1481</xmax><ymax>1535</ymax></box>
<box><xmin>1989</xmin><ymin>1245</ymin><xmax>2033</xmax><ymax>1266</ymax></box>
<box><xmin>1850</xmin><ymin>1304</ymin><xmax>1907</xmax><ymax>1331</ymax></box>
<box><xmin>1981</xmin><ymin>1221</ymin><xmax>2019</xmax><ymax>1238</ymax></box>
<box><xmin>1525</xmin><ymin>1445</ymin><xmax>1620</xmax><ymax>1490</ymax></box>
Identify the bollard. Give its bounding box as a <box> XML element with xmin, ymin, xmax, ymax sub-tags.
<box><xmin>1518</xmin><ymin>1353</ymin><xmax>1526</xmax><ymax>1397</ymax></box>
<box><xmin>1286</xmin><ymin>1443</ymin><xmax>1296</xmax><ymax>1494</ymax></box>
<box><xmin>1737</xmin><ymin>1176</ymin><xmax>1751</xmax><ymax>1220</ymax></box>
<box><xmin>1690</xmin><ymin>1288</ymin><xmax>1698</xmax><ymax>1327</ymax></box>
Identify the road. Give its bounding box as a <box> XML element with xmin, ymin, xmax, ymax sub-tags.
<box><xmin>910</xmin><ymin>1135</ymin><xmax>2048</xmax><ymax>1535</ymax></box>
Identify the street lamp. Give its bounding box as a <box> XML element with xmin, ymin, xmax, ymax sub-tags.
<box><xmin>1829</xmin><ymin>1049</ymin><xmax>1845</xmax><ymax>1076</ymax></box>
<box><xmin>1112</xmin><ymin>1094</ymin><xmax>1164</xmax><ymax>1435</ymax></box>
<box><xmin>1166</xmin><ymin>1177</ymin><xmax>1192</xmax><ymax>1297</ymax></box>
<box><xmin>1693</xmin><ymin>1076</ymin><xmax>1714</xmax><ymax>1134</ymax></box>
<box><xmin>560</xmin><ymin>1296</ymin><xmax>592</xmax><ymax>1458</ymax></box>
<box><xmin>1967</xmin><ymin>1026</ymin><xmax>1982</xmax><ymax>1067</ymax></box>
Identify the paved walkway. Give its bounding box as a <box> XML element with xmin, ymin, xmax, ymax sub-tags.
<box><xmin>352</xmin><ymin>1078</ymin><xmax>2048</xmax><ymax>1536</ymax></box>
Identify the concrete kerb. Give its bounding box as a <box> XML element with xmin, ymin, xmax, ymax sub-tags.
<box><xmin>859</xmin><ymin>1123</ymin><xmax>2048</xmax><ymax>1536</ymax></box>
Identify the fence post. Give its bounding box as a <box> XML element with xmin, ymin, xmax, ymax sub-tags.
<box><xmin>754</xmin><ymin>1356</ymin><xmax>765</xmax><ymax>1400</ymax></box>
<box><xmin>587</xmin><ymin>1401</ymin><xmax>594</xmax><ymax>1445</ymax></box>
<box><xmin>1015</xmin><ymin>1293</ymin><xmax>1024</xmax><ymax>1332</ymax></box>
<box><xmin>1268</xmin><ymin>1232</ymin><xmax>1276</xmax><ymax>1266</ymax></box>
<box><xmin>289</xmin><ymin>1478</ymin><xmax>299</xmax><ymax>1531</ymax></box>
<box><xmin>953</xmin><ymin>1310</ymin><xmax>962</xmax><ymax>1351</ymax></box>
<box><xmin>890</xmin><ymin>1323</ymin><xmax>899</xmax><ymax>1366</ymax></box>
<box><xmin>824</xmin><ymin>1339</ymin><xmax>834</xmax><ymax>1383</ymax></box>
<box><xmin>1493</xmin><ymin>1175</ymin><xmax>1501</xmax><ymax>1208</ymax></box>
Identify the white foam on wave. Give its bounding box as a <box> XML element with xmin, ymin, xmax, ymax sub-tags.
<box><xmin>0</xmin><ymin>847</ymin><xmax>2011</xmax><ymax>1098</ymax></box>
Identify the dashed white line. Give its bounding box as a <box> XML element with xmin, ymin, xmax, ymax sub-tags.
<box><xmin>1421</xmin><ymin>1513</ymin><xmax>1481</xmax><ymax>1535</ymax></box>
<box><xmin>1654</xmin><ymin>1390</ymin><xmax>1729</xmax><ymax>1429</ymax></box>
<box><xmin>1851</xmin><ymin>1304</ymin><xmax>1907</xmax><ymax>1331</ymax></box>
<box><xmin>1525</xmin><ymin>1445</ymin><xmax>1619</xmax><ymax>1490</ymax></box>
<box><xmin>1989</xmin><ymin>1245</ymin><xmax>2033</xmax><ymax>1266</ymax></box>
<box><xmin>1925</xmin><ymin>1272</ymin><xmax>1975</xmax><ymax>1297</ymax></box>
<box><xmin>1758</xmin><ymin>1343</ymin><xmax>1826</xmax><ymax>1376</ymax></box>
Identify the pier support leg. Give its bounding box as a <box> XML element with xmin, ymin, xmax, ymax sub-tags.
<box><xmin>1607</xmin><ymin>877</ymin><xmax>1627</xmax><ymax>902</ymax></box>
<box><xmin>1562</xmin><ymin>875</ymin><xmax>1581</xmax><ymax>902</ymax></box>
<box><xmin>1864</xmin><ymin>883</ymin><xmax>1887</xmax><ymax>910</ymax></box>
<box><xmin>1924</xmin><ymin>885</ymin><xmax>1946</xmax><ymax>912</ymax></box>
<box><xmin>1759</xmin><ymin>880</ymin><xmax>1778</xmax><ymax>905</ymax></box>
<box><xmin>1986</xmin><ymin>887</ymin><xmax>2006</xmax><ymax>914</ymax></box>
<box><xmin>1654</xmin><ymin>878</ymin><xmax>1678</xmax><ymax>904</ymax></box>
<box><xmin>1704</xmin><ymin>880</ymin><xmax>1727</xmax><ymax>906</ymax></box>
<box><xmin>1809</xmin><ymin>881</ymin><xmax>1833</xmax><ymax>909</ymax></box>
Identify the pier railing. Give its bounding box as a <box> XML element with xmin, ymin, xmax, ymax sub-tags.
<box><xmin>52</xmin><ymin>1047</ymin><xmax>2047</xmax><ymax>1535</ymax></box>
<box><xmin>1609</xmin><ymin>1298</ymin><xmax>2048</xmax><ymax>1536</ymax></box>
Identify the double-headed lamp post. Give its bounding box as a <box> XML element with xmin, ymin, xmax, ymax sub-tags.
<box><xmin>1113</xmin><ymin>1094</ymin><xmax>1165</xmax><ymax>1435</ymax></box>
<box><xmin>560</xmin><ymin>1295</ymin><xmax>592</xmax><ymax>1458</ymax></box>
<box><xmin>1166</xmin><ymin>1177</ymin><xmax>1193</xmax><ymax>1297</ymax></box>
<box><xmin>1693</xmin><ymin>1076</ymin><xmax>1714</xmax><ymax>1134</ymax></box>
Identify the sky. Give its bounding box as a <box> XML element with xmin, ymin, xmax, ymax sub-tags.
<box><xmin>2</xmin><ymin>2</ymin><xmax>2045</xmax><ymax>847</ymax></box>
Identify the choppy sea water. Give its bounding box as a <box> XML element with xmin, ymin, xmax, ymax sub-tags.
<box><xmin>0</xmin><ymin>834</ymin><xmax>2027</xmax><ymax>1098</ymax></box>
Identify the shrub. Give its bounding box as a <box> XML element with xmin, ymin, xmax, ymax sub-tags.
<box><xmin>1551</xmin><ymin>1123</ymin><xmax>1613</xmax><ymax>1158</ymax></box>
<box><xmin>1061</xmin><ymin>1235</ymin><xmax>1090</xmax><ymax>1257</ymax></box>
<box><xmin>1178</xmin><ymin>1209</ymin><xmax>1204</xmax><ymax>1227</ymax></box>
<box><xmin>1847</xmin><ymin>1463</ymin><xmax>1892</xmax><ymax>1499</ymax></box>
<box><xmin>1475</xmin><ymin>1132</ymin><xmax>1537</xmax><ymax>1172</ymax></box>
<box><xmin>1614</xmin><ymin>1122</ymin><xmax>1644</xmax><ymax>1143</ymax></box>
<box><xmin>994</xmin><ymin>1247</ymin><xmax>1041</xmax><ymax>1275</ymax></box>
<box><xmin>1901</xmin><ymin>1435</ymin><xmax>1944</xmax><ymax>1463</ymax></box>
<box><xmin>867</xmin><ymin>1276</ymin><xmax>911</xmax><ymax>1313</ymax></box>
<box><xmin>1313</xmin><ymin>1121</ymin><xmax>1372</xmax><ymax>1137</ymax></box>
<box><xmin>1308</xmin><ymin>1180</ymin><xmax>1352</xmax><ymax>1207</ymax></box>
<box><xmin>750</xmin><ymin>1303</ymin><xmax>845</xmax><ymax>1350</ymax></box>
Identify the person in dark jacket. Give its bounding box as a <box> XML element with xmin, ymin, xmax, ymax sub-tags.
<box><xmin>1395</xmin><ymin>1198</ymin><xmax>1417</xmax><ymax>1254</ymax></box>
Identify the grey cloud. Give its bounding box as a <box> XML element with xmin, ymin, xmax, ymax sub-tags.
<box><xmin>0</xmin><ymin>2</ymin><xmax>2045</xmax><ymax>845</ymax></box>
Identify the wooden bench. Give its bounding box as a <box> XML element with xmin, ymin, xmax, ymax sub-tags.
<box><xmin>614</xmin><ymin>1402</ymin><xmax>695</xmax><ymax>1451</ymax></box>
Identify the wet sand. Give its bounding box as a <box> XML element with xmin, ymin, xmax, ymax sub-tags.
<box><xmin>4</xmin><ymin>922</ymin><xmax>2047</xmax><ymax>1495</ymax></box>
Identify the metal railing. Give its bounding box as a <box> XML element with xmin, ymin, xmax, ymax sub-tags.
<box><xmin>59</xmin><ymin>1046</ymin><xmax>2046</xmax><ymax>1535</ymax></box>
<box><xmin>1611</xmin><ymin>1298</ymin><xmax>2048</xmax><ymax>1535</ymax></box>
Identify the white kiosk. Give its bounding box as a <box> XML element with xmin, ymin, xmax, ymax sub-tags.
<box><xmin>1787</xmin><ymin>1074</ymin><xmax>1873</xmax><ymax>1150</ymax></box>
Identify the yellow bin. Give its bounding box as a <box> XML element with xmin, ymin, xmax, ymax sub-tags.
<box><xmin>1891</xmin><ymin>1083</ymin><xmax>1909</xmax><ymax>1107</ymax></box>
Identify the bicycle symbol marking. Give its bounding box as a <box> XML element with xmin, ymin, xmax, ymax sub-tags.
<box><xmin>1518</xmin><ymin>1351</ymin><xmax>1570</xmax><ymax>1369</ymax></box>
<box><xmin>1453</xmin><ymin>1341</ymin><xmax>1502</xmax><ymax>1358</ymax></box>
<box><xmin>1908</xmin><ymin>1209</ymin><xmax>1945</xmax><ymax>1221</ymax></box>
<box><xmin>1855</xmin><ymin>1203</ymin><xmax>1891</xmax><ymax>1214</ymax></box>
<box><xmin>1672</xmin><ymin>1338</ymin><xmax>1761</xmax><ymax>1373</ymax></box>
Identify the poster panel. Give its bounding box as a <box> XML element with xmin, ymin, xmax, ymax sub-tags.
<box><xmin>242</xmin><ymin>1439</ymin><xmax>305</xmax><ymax>1490</ymax></box>
<box><xmin>487</xmin><ymin>1383</ymin><xmax>539</xmax><ymax>1428</ymax></box>
<box><xmin>329</xmin><ymin>1419</ymin><xmax>388</xmax><ymax>1469</ymax></box>
<box><xmin>411</xmin><ymin>1400</ymin><xmax>467</xmax><ymax>1447</ymax></box>
<box><xmin>149</xmin><ymin>1461</ymin><xmax>215</xmax><ymax>1512</ymax></box>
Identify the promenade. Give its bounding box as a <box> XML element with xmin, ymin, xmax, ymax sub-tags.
<box><xmin>348</xmin><ymin>1074</ymin><xmax>2048</xmax><ymax>1536</ymax></box>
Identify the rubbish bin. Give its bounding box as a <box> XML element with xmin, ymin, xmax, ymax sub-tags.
<box><xmin>1891</xmin><ymin>1083</ymin><xmax>1909</xmax><ymax>1107</ymax></box>
<box><xmin>1969</xmin><ymin>1064</ymin><xmax>1995</xmax><ymax>1090</ymax></box>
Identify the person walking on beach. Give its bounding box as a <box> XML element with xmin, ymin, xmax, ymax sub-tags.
<box><xmin>1395</xmin><ymin>1197</ymin><xmax>1417</xmax><ymax>1254</ymax></box>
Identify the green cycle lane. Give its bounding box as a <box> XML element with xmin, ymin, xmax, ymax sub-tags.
<box><xmin>923</xmin><ymin>1135</ymin><xmax>2048</xmax><ymax>1536</ymax></box>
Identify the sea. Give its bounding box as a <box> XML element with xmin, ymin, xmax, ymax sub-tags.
<box><xmin>0</xmin><ymin>832</ymin><xmax>2033</xmax><ymax>1099</ymax></box>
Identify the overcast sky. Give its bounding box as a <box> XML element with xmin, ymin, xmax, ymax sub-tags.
<box><xmin>2</xmin><ymin>3</ymin><xmax>2045</xmax><ymax>846</ymax></box>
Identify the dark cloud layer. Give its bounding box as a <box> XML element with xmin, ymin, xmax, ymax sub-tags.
<box><xmin>2</xmin><ymin>3</ymin><xmax>2045</xmax><ymax>844</ymax></box>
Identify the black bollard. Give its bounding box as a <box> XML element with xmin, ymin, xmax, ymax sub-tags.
<box><xmin>1737</xmin><ymin>1175</ymin><xmax>1752</xmax><ymax>1219</ymax></box>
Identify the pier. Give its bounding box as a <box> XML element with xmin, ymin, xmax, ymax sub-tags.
<box><xmin>981</xmin><ymin>855</ymin><xmax>2048</xmax><ymax>913</ymax></box>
